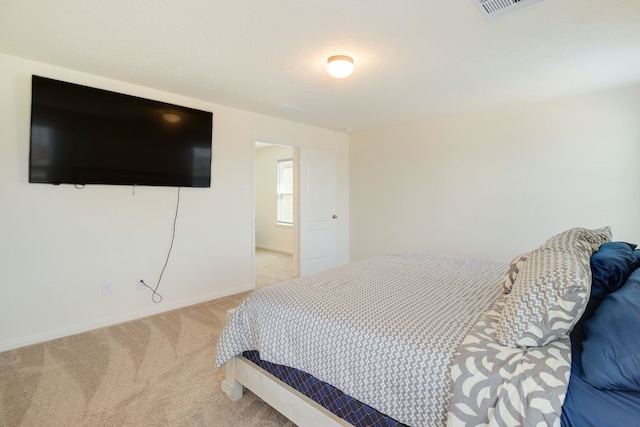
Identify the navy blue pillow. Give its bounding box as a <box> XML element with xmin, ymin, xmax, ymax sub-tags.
<box><xmin>590</xmin><ymin>242</ymin><xmax>639</xmax><ymax>298</ymax></box>
<box><xmin>582</xmin><ymin>269</ymin><xmax>640</xmax><ymax>391</ymax></box>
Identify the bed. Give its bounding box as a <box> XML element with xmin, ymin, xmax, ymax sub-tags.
<box><xmin>216</xmin><ymin>227</ymin><xmax>640</xmax><ymax>426</ymax></box>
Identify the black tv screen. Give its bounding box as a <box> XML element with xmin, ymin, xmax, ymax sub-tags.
<box><xmin>29</xmin><ymin>75</ymin><xmax>212</xmax><ymax>187</ymax></box>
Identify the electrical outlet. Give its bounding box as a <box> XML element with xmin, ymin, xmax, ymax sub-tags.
<box><xmin>101</xmin><ymin>283</ymin><xmax>112</xmax><ymax>296</ymax></box>
<box><xmin>137</xmin><ymin>280</ymin><xmax>146</xmax><ymax>291</ymax></box>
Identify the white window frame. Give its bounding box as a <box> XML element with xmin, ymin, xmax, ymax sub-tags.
<box><xmin>276</xmin><ymin>159</ymin><xmax>293</xmax><ymax>226</ymax></box>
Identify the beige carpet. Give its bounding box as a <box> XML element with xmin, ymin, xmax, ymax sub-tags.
<box><xmin>0</xmin><ymin>292</ymin><xmax>295</xmax><ymax>427</ymax></box>
<box><xmin>255</xmin><ymin>249</ymin><xmax>296</xmax><ymax>289</ymax></box>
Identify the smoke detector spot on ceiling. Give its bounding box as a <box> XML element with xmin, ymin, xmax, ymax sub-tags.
<box><xmin>472</xmin><ymin>0</ymin><xmax>549</xmax><ymax>21</ymax></box>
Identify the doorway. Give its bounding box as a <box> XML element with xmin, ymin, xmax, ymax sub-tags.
<box><xmin>254</xmin><ymin>142</ymin><xmax>298</xmax><ymax>288</ymax></box>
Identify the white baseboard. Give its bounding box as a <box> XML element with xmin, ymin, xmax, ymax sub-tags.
<box><xmin>0</xmin><ymin>284</ymin><xmax>254</xmax><ymax>353</ymax></box>
<box><xmin>255</xmin><ymin>245</ymin><xmax>293</xmax><ymax>255</ymax></box>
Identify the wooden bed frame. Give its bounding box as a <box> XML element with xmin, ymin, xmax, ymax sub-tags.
<box><xmin>220</xmin><ymin>308</ymin><xmax>351</xmax><ymax>426</ymax></box>
<box><xmin>222</xmin><ymin>354</ymin><xmax>351</xmax><ymax>426</ymax></box>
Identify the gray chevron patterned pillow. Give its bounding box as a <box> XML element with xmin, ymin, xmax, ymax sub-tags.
<box><xmin>496</xmin><ymin>227</ymin><xmax>610</xmax><ymax>347</ymax></box>
<box><xmin>502</xmin><ymin>252</ymin><xmax>528</xmax><ymax>294</ymax></box>
<box><xmin>540</xmin><ymin>226</ymin><xmax>611</xmax><ymax>254</ymax></box>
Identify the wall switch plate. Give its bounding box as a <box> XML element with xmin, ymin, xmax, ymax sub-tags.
<box><xmin>101</xmin><ymin>283</ymin><xmax>112</xmax><ymax>296</ymax></box>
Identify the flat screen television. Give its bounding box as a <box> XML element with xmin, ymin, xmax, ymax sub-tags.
<box><xmin>29</xmin><ymin>75</ymin><xmax>213</xmax><ymax>187</ymax></box>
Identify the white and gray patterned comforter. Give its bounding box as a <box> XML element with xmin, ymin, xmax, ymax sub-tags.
<box><xmin>447</xmin><ymin>297</ymin><xmax>571</xmax><ymax>427</ymax></box>
<box><xmin>216</xmin><ymin>252</ymin><xmax>507</xmax><ymax>426</ymax></box>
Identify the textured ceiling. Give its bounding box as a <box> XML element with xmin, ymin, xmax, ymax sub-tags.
<box><xmin>1</xmin><ymin>0</ymin><xmax>639</xmax><ymax>132</ymax></box>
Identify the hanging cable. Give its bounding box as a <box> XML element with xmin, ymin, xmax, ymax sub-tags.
<box><xmin>141</xmin><ymin>186</ymin><xmax>181</xmax><ymax>303</ymax></box>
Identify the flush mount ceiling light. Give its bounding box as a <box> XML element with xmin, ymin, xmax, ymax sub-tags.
<box><xmin>326</xmin><ymin>55</ymin><xmax>354</xmax><ymax>78</ymax></box>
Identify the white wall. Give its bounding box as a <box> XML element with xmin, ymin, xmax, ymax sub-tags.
<box><xmin>0</xmin><ymin>53</ymin><xmax>349</xmax><ymax>351</ymax></box>
<box><xmin>255</xmin><ymin>145</ymin><xmax>294</xmax><ymax>254</ymax></box>
<box><xmin>350</xmin><ymin>84</ymin><xmax>640</xmax><ymax>262</ymax></box>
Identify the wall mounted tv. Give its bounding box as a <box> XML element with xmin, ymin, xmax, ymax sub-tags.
<box><xmin>29</xmin><ymin>75</ymin><xmax>213</xmax><ymax>188</ymax></box>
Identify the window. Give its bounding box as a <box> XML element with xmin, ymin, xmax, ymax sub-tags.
<box><xmin>276</xmin><ymin>159</ymin><xmax>293</xmax><ymax>225</ymax></box>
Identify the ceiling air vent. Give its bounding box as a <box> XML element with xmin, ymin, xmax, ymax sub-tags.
<box><xmin>472</xmin><ymin>0</ymin><xmax>549</xmax><ymax>21</ymax></box>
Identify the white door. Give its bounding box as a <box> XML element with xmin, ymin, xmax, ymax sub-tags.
<box><xmin>299</xmin><ymin>147</ymin><xmax>338</xmax><ymax>276</ymax></box>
